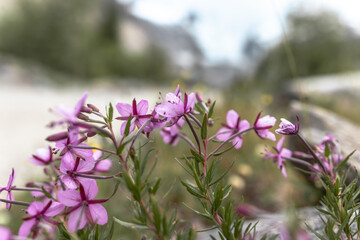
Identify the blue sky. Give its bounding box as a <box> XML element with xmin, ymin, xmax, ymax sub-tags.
<box><xmin>121</xmin><ymin>0</ymin><xmax>360</xmax><ymax>64</ymax></box>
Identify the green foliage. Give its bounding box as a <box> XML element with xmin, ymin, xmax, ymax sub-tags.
<box><xmin>0</xmin><ymin>0</ymin><xmax>171</xmax><ymax>82</ymax></box>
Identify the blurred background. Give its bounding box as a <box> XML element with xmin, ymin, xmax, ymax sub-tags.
<box><xmin>1</xmin><ymin>0</ymin><xmax>360</xmax><ymax>237</ymax></box>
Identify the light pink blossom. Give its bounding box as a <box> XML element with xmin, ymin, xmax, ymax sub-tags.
<box><xmin>0</xmin><ymin>226</ymin><xmax>11</xmax><ymax>240</ymax></box>
<box><xmin>216</xmin><ymin>110</ymin><xmax>250</xmax><ymax>149</ymax></box>
<box><xmin>54</xmin><ymin>92</ymin><xmax>87</xmax><ymax>123</ymax></box>
<box><xmin>160</xmin><ymin>118</ymin><xmax>185</xmax><ymax>146</ymax></box>
<box><xmin>263</xmin><ymin>136</ymin><xmax>292</xmax><ymax>177</ymax></box>
<box><xmin>155</xmin><ymin>85</ymin><xmax>196</xmax><ymax>118</ymax></box>
<box><xmin>0</xmin><ymin>169</ymin><xmax>15</xmax><ymax>210</ymax></box>
<box><xmin>254</xmin><ymin>113</ymin><xmax>276</xmax><ymax>141</ymax></box>
<box><xmin>93</xmin><ymin>151</ymin><xmax>112</xmax><ymax>173</ymax></box>
<box><xmin>19</xmin><ymin>200</ymin><xmax>64</xmax><ymax>237</ymax></box>
<box><xmin>58</xmin><ymin>180</ymin><xmax>108</xmax><ymax>232</ymax></box>
<box><xmin>275</xmin><ymin>117</ymin><xmax>299</xmax><ymax>135</ymax></box>
<box><xmin>116</xmin><ymin>99</ymin><xmax>152</xmax><ymax>135</ymax></box>
<box><xmin>29</xmin><ymin>147</ymin><xmax>53</xmax><ymax>166</ymax></box>
<box><xmin>60</xmin><ymin>156</ymin><xmax>95</xmax><ymax>189</ymax></box>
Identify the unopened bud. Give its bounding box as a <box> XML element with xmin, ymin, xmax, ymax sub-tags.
<box><xmin>87</xmin><ymin>103</ymin><xmax>99</xmax><ymax>112</ymax></box>
<box><xmin>77</xmin><ymin>113</ymin><xmax>89</xmax><ymax>121</ymax></box>
<box><xmin>87</xmin><ymin>131</ymin><xmax>96</xmax><ymax>137</ymax></box>
<box><xmin>207</xmin><ymin>98</ymin><xmax>211</xmax><ymax>104</ymax></box>
<box><xmin>43</xmin><ymin>168</ymin><xmax>50</xmax><ymax>176</ymax></box>
<box><xmin>196</xmin><ymin>92</ymin><xmax>203</xmax><ymax>102</ymax></box>
<box><xmin>81</xmin><ymin>106</ymin><xmax>92</xmax><ymax>113</ymax></box>
<box><xmin>46</xmin><ymin>132</ymin><xmax>68</xmax><ymax>141</ymax></box>
<box><xmin>208</xmin><ymin>119</ymin><xmax>214</xmax><ymax>127</ymax></box>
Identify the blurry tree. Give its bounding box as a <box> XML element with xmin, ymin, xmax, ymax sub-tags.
<box><xmin>0</xmin><ymin>0</ymin><xmax>170</xmax><ymax>82</ymax></box>
<box><xmin>254</xmin><ymin>9</ymin><xmax>360</xmax><ymax>86</ymax></box>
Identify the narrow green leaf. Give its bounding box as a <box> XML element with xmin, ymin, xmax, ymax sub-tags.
<box><xmin>209</xmin><ymin>161</ymin><xmax>235</xmax><ymax>187</ymax></box>
<box><xmin>208</xmin><ymin>101</ymin><xmax>216</xmax><ymax>118</ymax></box>
<box><xmin>42</xmin><ymin>186</ymin><xmax>53</xmax><ymax>199</ymax></box>
<box><xmin>124</xmin><ymin>114</ymin><xmax>132</xmax><ymax>137</ymax></box>
<box><xmin>113</xmin><ymin>217</ymin><xmax>149</xmax><ymax>230</ymax></box>
<box><xmin>190</xmin><ymin>149</ymin><xmax>205</xmax><ymax>163</ymax></box>
<box><xmin>213</xmin><ymin>145</ymin><xmax>235</xmax><ymax>157</ymax></box>
<box><xmin>324</xmin><ymin>142</ymin><xmax>330</xmax><ymax>158</ymax></box>
<box><xmin>201</xmin><ymin>114</ymin><xmax>208</xmax><ymax>140</ymax></box>
<box><xmin>108</xmin><ymin>103</ymin><xmax>114</xmax><ymax>122</ymax></box>
<box><xmin>336</xmin><ymin>150</ymin><xmax>356</xmax><ymax>171</ymax></box>
<box><xmin>183</xmin><ymin>202</ymin><xmax>212</xmax><ymax>220</ymax></box>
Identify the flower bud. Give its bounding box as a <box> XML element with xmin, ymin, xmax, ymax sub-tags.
<box><xmin>77</xmin><ymin>113</ymin><xmax>89</xmax><ymax>121</ymax></box>
<box><xmin>195</xmin><ymin>92</ymin><xmax>203</xmax><ymax>102</ymax></box>
<box><xmin>81</xmin><ymin>106</ymin><xmax>92</xmax><ymax>113</ymax></box>
<box><xmin>87</xmin><ymin>131</ymin><xmax>96</xmax><ymax>137</ymax></box>
<box><xmin>87</xmin><ymin>103</ymin><xmax>99</xmax><ymax>112</ymax></box>
<box><xmin>46</xmin><ymin>132</ymin><xmax>68</xmax><ymax>141</ymax></box>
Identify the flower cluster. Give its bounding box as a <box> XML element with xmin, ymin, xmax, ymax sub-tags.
<box><xmin>3</xmin><ymin>86</ymin><xmax>349</xmax><ymax>239</ymax></box>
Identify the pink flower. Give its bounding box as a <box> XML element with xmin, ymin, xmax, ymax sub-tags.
<box><xmin>93</xmin><ymin>151</ymin><xmax>112</xmax><ymax>173</ymax></box>
<box><xmin>160</xmin><ymin>118</ymin><xmax>185</xmax><ymax>146</ymax></box>
<box><xmin>60</xmin><ymin>156</ymin><xmax>95</xmax><ymax>189</ymax></box>
<box><xmin>54</xmin><ymin>92</ymin><xmax>87</xmax><ymax>123</ymax></box>
<box><xmin>0</xmin><ymin>226</ymin><xmax>11</xmax><ymax>240</ymax></box>
<box><xmin>319</xmin><ymin>133</ymin><xmax>338</xmax><ymax>152</ymax></box>
<box><xmin>253</xmin><ymin>112</ymin><xmax>276</xmax><ymax>141</ymax></box>
<box><xmin>155</xmin><ymin>85</ymin><xmax>196</xmax><ymax>118</ymax></box>
<box><xmin>58</xmin><ymin>180</ymin><xmax>108</xmax><ymax>232</ymax></box>
<box><xmin>55</xmin><ymin>128</ymin><xmax>93</xmax><ymax>166</ymax></box>
<box><xmin>18</xmin><ymin>200</ymin><xmax>64</xmax><ymax>237</ymax></box>
<box><xmin>216</xmin><ymin>110</ymin><xmax>250</xmax><ymax>149</ymax></box>
<box><xmin>29</xmin><ymin>147</ymin><xmax>53</xmax><ymax>165</ymax></box>
<box><xmin>275</xmin><ymin>117</ymin><xmax>299</xmax><ymax>135</ymax></box>
<box><xmin>263</xmin><ymin>136</ymin><xmax>291</xmax><ymax>177</ymax></box>
<box><xmin>0</xmin><ymin>169</ymin><xmax>15</xmax><ymax>210</ymax></box>
<box><xmin>116</xmin><ymin>99</ymin><xmax>152</xmax><ymax>135</ymax></box>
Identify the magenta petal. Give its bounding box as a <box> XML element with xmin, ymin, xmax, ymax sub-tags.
<box><xmin>77</xmin><ymin>158</ymin><xmax>95</xmax><ymax>173</ymax></box>
<box><xmin>45</xmin><ymin>201</ymin><xmax>65</xmax><ymax>217</ymax></box>
<box><xmin>61</xmin><ymin>152</ymin><xmax>76</xmax><ymax>170</ymax></box>
<box><xmin>186</xmin><ymin>93</ymin><xmax>196</xmax><ymax>112</ymax></box>
<box><xmin>82</xmin><ymin>179</ymin><xmax>98</xmax><ymax>200</ymax></box>
<box><xmin>0</xmin><ymin>226</ymin><xmax>11</xmax><ymax>240</ymax></box>
<box><xmin>18</xmin><ymin>218</ymin><xmax>37</xmax><ymax>237</ymax></box>
<box><xmin>60</xmin><ymin>175</ymin><xmax>78</xmax><ymax>190</ymax></box>
<box><xmin>232</xmin><ymin>137</ymin><xmax>243</xmax><ymax>149</ymax></box>
<box><xmin>216</xmin><ymin>127</ymin><xmax>232</xmax><ymax>141</ymax></box>
<box><xmin>93</xmin><ymin>150</ymin><xmax>102</xmax><ymax>161</ymax></box>
<box><xmin>276</xmin><ymin>136</ymin><xmax>285</xmax><ymax>150</ymax></box>
<box><xmin>6</xmin><ymin>169</ymin><xmax>15</xmax><ymax>189</ymax></box>
<box><xmin>74</xmin><ymin>92</ymin><xmax>88</xmax><ymax>116</ymax></box>
<box><xmin>226</xmin><ymin>110</ymin><xmax>239</xmax><ymax>129</ymax></box>
<box><xmin>281</xmin><ymin>148</ymin><xmax>292</xmax><ymax>159</ymax></box>
<box><xmin>116</xmin><ymin>103</ymin><xmax>132</xmax><ymax>117</ymax></box>
<box><xmin>137</xmin><ymin>100</ymin><xmax>149</xmax><ymax>115</ymax></box>
<box><xmin>95</xmin><ymin>160</ymin><xmax>112</xmax><ymax>173</ymax></box>
<box><xmin>27</xmin><ymin>202</ymin><xmax>44</xmax><ymax>215</ymax></box>
<box><xmin>6</xmin><ymin>191</ymin><xmax>14</xmax><ymax>210</ymax></box>
<box><xmin>238</xmin><ymin>120</ymin><xmax>250</xmax><ymax>132</ymax></box>
<box><xmin>57</xmin><ymin>190</ymin><xmax>81</xmax><ymax>206</ymax></box>
<box><xmin>89</xmin><ymin>204</ymin><xmax>108</xmax><ymax>225</ymax></box>
<box><xmin>73</xmin><ymin>144</ymin><xmax>94</xmax><ymax>160</ymax></box>
<box><xmin>68</xmin><ymin>207</ymin><xmax>87</xmax><ymax>232</ymax></box>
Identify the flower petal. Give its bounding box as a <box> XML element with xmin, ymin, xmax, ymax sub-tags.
<box><xmin>226</xmin><ymin>110</ymin><xmax>239</xmax><ymax>129</ymax></box>
<box><xmin>88</xmin><ymin>204</ymin><xmax>108</xmax><ymax>225</ymax></box>
<box><xmin>116</xmin><ymin>103</ymin><xmax>132</xmax><ymax>117</ymax></box>
<box><xmin>137</xmin><ymin>100</ymin><xmax>149</xmax><ymax>115</ymax></box>
<box><xmin>68</xmin><ymin>207</ymin><xmax>87</xmax><ymax>232</ymax></box>
<box><xmin>18</xmin><ymin>219</ymin><xmax>37</xmax><ymax>237</ymax></box>
<box><xmin>57</xmin><ymin>190</ymin><xmax>81</xmax><ymax>207</ymax></box>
